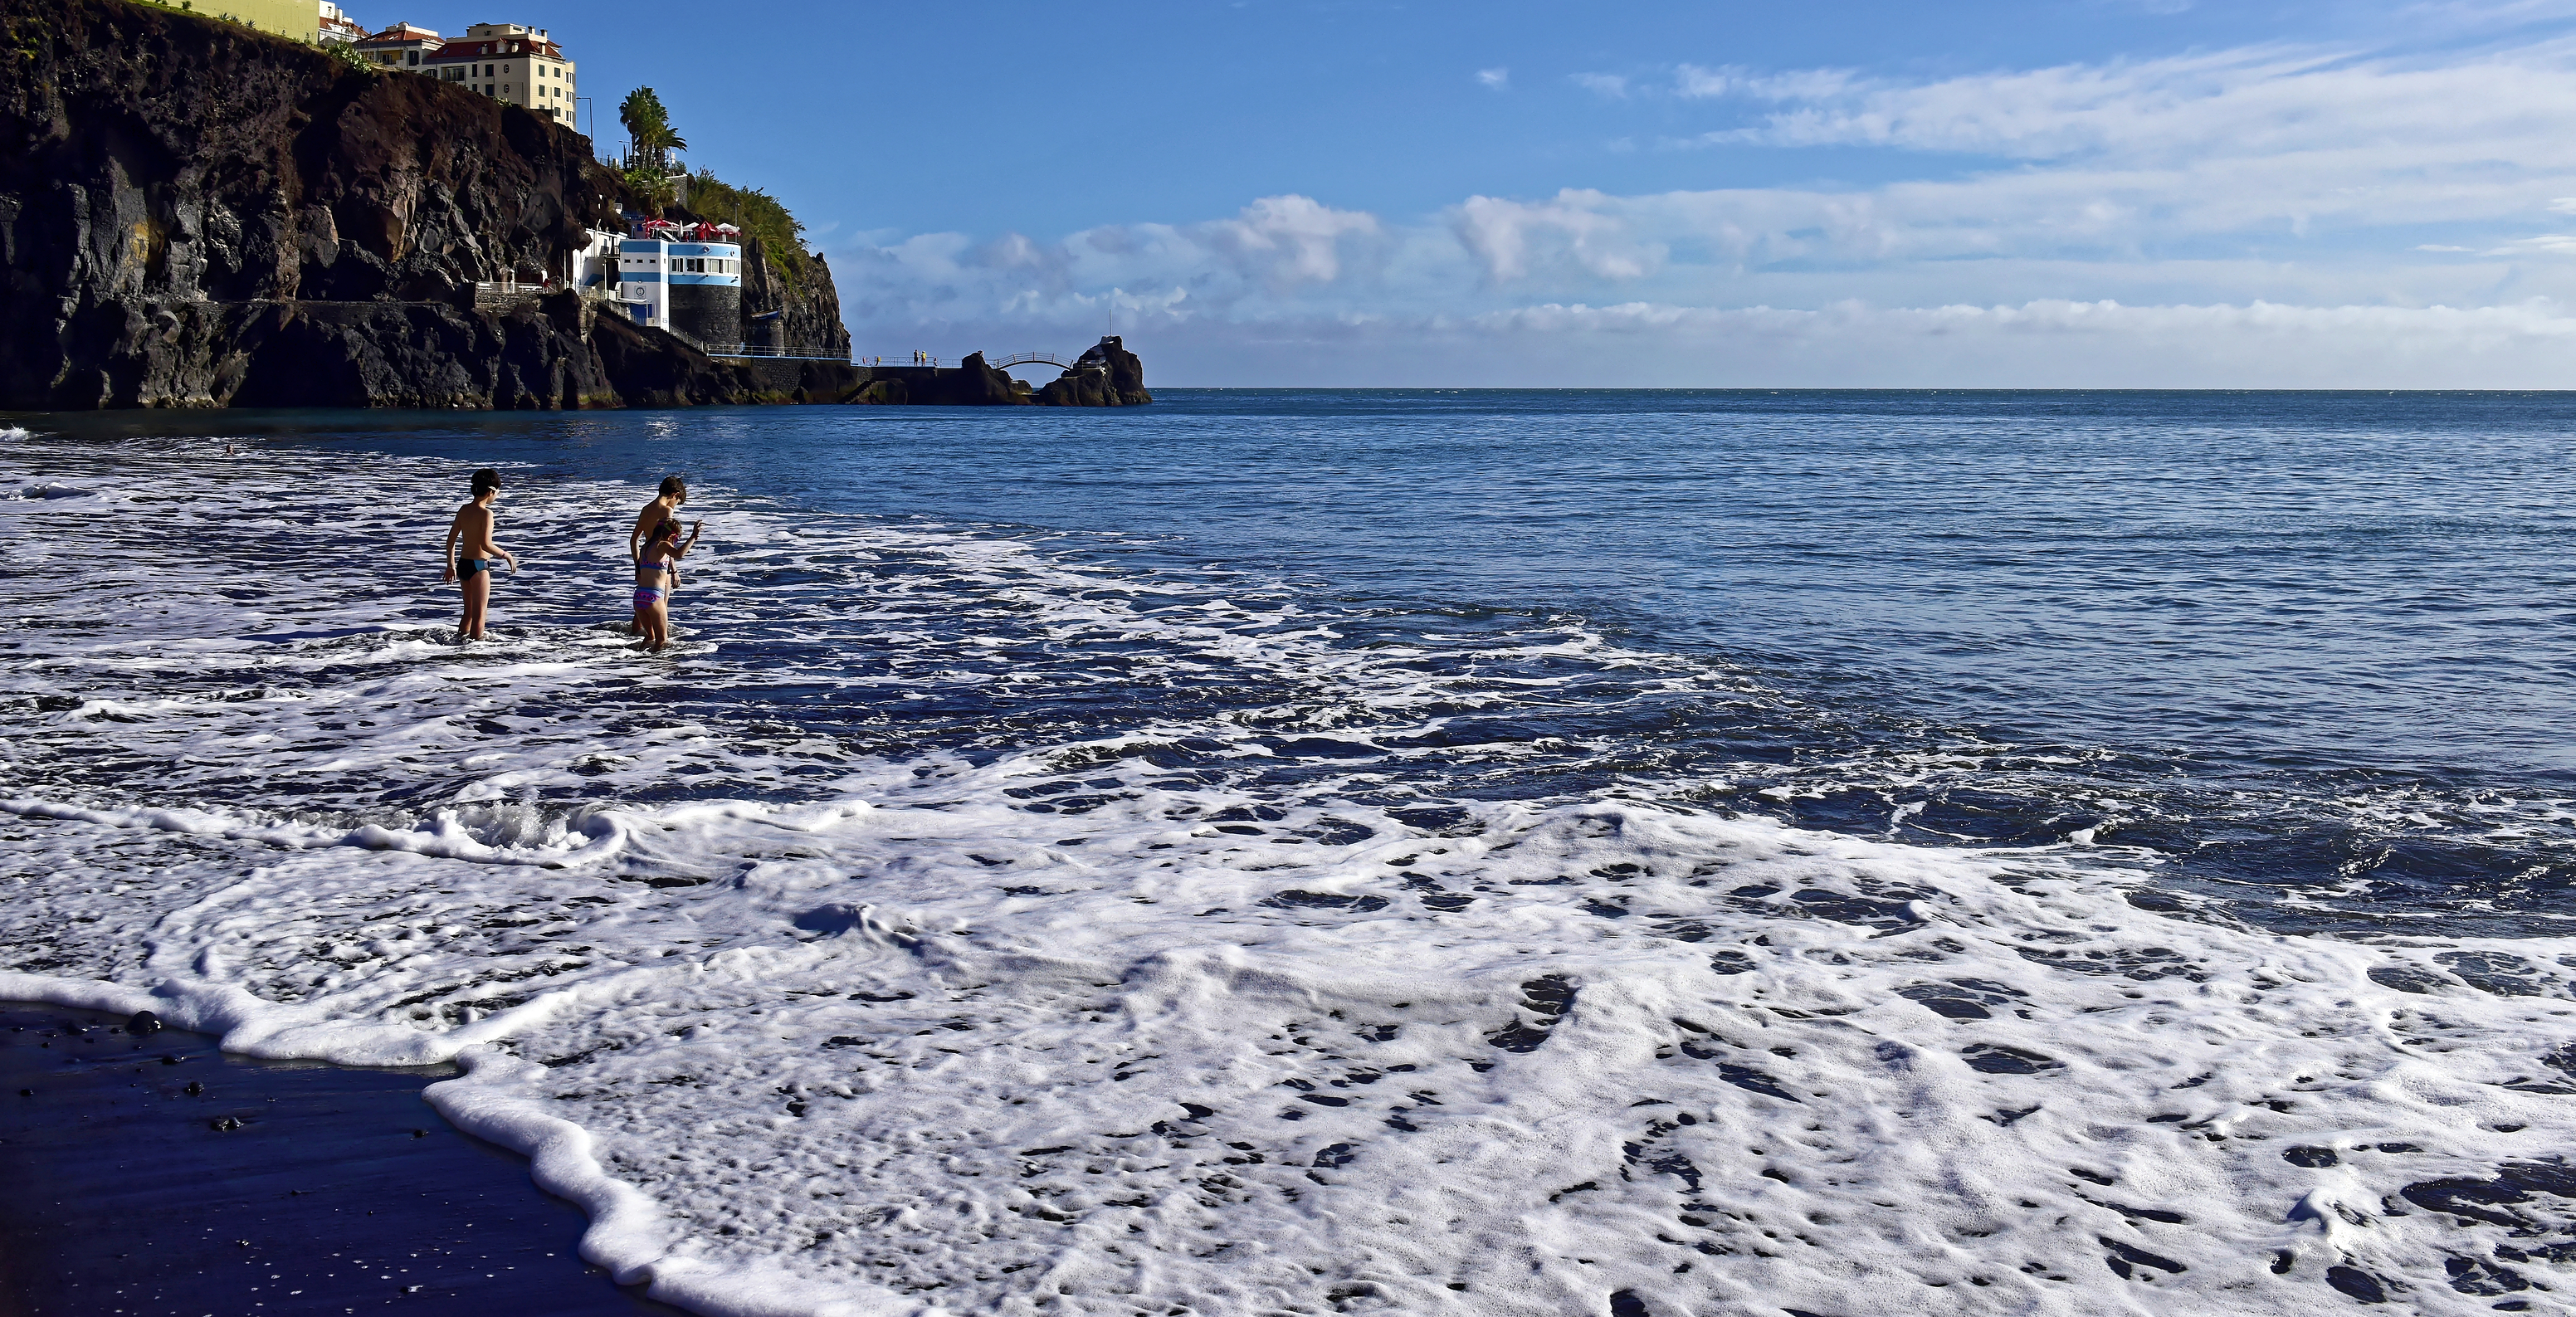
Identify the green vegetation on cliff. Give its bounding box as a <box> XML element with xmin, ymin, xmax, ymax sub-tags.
<box><xmin>686</xmin><ymin>169</ymin><xmax>816</xmax><ymax>292</ymax></box>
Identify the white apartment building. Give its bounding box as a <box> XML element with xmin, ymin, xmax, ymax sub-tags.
<box><xmin>317</xmin><ymin>2</ymin><xmax>367</xmax><ymax>44</ymax></box>
<box><xmin>352</xmin><ymin>21</ymin><xmax>442</xmax><ymax>69</ymax></box>
<box><xmin>422</xmin><ymin>23</ymin><xmax>577</xmax><ymax>127</ymax></box>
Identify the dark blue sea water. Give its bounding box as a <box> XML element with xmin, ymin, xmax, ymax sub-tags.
<box><xmin>36</xmin><ymin>389</ymin><xmax>2576</xmax><ymax>934</ymax></box>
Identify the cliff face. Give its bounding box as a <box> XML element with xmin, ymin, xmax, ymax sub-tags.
<box><xmin>0</xmin><ymin>0</ymin><xmax>1138</xmax><ymax>411</ymax></box>
<box><xmin>721</xmin><ymin>229</ymin><xmax>851</xmax><ymax>359</ymax></box>
<box><xmin>0</xmin><ymin>0</ymin><xmax>851</xmax><ymax>408</ymax></box>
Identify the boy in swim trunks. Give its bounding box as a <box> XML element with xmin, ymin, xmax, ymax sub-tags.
<box><xmin>630</xmin><ymin>476</ymin><xmax>688</xmax><ymax>566</ymax></box>
<box><xmin>441</xmin><ymin>468</ymin><xmax>518</xmax><ymax>641</ymax></box>
<box><xmin>633</xmin><ymin>516</ymin><xmax>701</xmax><ymax>653</ymax></box>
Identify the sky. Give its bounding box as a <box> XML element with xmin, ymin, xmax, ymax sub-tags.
<box><xmin>432</xmin><ymin>1</ymin><xmax>2576</xmax><ymax>385</ymax></box>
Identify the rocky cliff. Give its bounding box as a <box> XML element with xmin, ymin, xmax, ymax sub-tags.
<box><xmin>0</xmin><ymin>0</ymin><xmax>839</xmax><ymax>407</ymax></box>
<box><xmin>737</xmin><ymin>232</ymin><xmax>851</xmax><ymax>359</ymax></box>
<box><xmin>0</xmin><ymin>0</ymin><xmax>1143</xmax><ymax>411</ymax></box>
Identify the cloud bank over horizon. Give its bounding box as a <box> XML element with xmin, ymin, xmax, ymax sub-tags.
<box><xmin>821</xmin><ymin>32</ymin><xmax>2576</xmax><ymax>387</ymax></box>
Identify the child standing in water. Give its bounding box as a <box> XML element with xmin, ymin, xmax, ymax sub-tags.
<box><xmin>442</xmin><ymin>468</ymin><xmax>517</xmax><ymax>641</ymax></box>
<box><xmin>632</xmin><ymin>517</ymin><xmax>701</xmax><ymax>652</ymax></box>
<box><xmin>628</xmin><ymin>476</ymin><xmax>687</xmax><ymax>635</ymax></box>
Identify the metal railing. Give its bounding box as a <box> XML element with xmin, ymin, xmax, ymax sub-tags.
<box><xmin>651</xmin><ymin>327</ymin><xmax>846</xmax><ymax>363</ymax></box>
<box><xmin>699</xmin><ymin>342</ymin><xmax>855</xmax><ymax>363</ymax></box>
<box><xmin>842</xmin><ymin>351</ymin><xmax>1091</xmax><ymax>370</ymax></box>
<box><xmin>854</xmin><ymin>354</ymin><xmax>964</xmax><ymax>368</ymax></box>
<box><xmin>472</xmin><ymin>280</ymin><xmax>554</xmax><ymax>310</ymax></box>
<box><xmin>992</xmin><ymin>351</ymin><xmax>1079</xmax><ymax>370</ymax></box>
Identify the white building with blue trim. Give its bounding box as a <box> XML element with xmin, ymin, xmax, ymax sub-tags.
<box><xmin>603</xmin><ymin>220</ymin><xmax>743</xmax><ymax>344</ymax></box>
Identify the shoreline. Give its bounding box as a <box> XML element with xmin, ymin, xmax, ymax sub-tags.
<box><xmin>0</xmin><ymin>1001</ymin><xmax>684</xmax><ymax>1316</ymax></box>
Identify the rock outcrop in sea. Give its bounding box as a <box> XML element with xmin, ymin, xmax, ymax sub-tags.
<box><xmin>0</xmin><ymin>0</ymin><xmax>1143</xmax><ymax>410</ymax></box>
<box><xmin>1036</xmin><ymin>338</ymin><xmax>1153</xmax><ymax>407</ymax></box>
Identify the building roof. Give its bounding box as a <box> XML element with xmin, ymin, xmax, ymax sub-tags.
<box><xmin>355</xmin><ymin>22</ymin><xmax>442</xmax><ymax>46</ymax></box>
<box><xmin>423</xmin><ymin>35</ymin><xmax>567</xmax><ymax>61</ymax></box>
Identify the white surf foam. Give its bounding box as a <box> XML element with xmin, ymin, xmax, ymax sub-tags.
<box><xmin>2</xmin><ymin>436</ymin><xmax>2571</xmax><ymax>1317</ymax></box>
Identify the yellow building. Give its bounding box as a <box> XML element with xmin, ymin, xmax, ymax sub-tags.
<box><xmin>423</xmin><ymin>24</ymin><xmax>577</xmax><ymax>128</ymax></box>
<box><xmin>202</xmin><ymin>0</ymin><xmax>321</xmax><ymax>43</ymax></box>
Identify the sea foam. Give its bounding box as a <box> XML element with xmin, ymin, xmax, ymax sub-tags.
<box><xmin>1</xmin><ymin>436</ymin><xmax>2569</xmax><ymax>1316</ymax></box>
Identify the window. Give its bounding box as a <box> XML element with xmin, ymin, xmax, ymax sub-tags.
<box><xmin>406</xmin><ymin>51</ymin><xmax>418</xmax><ymax>65</ymax></box>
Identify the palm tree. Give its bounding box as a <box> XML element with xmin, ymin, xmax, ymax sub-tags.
<box><xmin>617</xmin><ymin>87</ymin><xmax>686</xmax><ymax>170</ymax></box>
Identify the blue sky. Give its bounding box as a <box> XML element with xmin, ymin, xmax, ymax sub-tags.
<box><xmin>427</xmin><ymin>1</ymin><xmax>2576</xmax><ymax>384</ymax></box>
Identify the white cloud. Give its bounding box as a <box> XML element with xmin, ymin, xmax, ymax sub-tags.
<box><xmin>1477</xmin><ymin>67</ymin><xmax>1510</xmax><ymax>90</ymax></box>
<box><xmin>861</xmin><ymin>296</ymin><xmax>2576</xmax><ymax>388</ymax></box>
<box><xmin>1683</xmin><ymin>41</ymin><xmax>2576</xmax><ymax>174</ymax></box>
<box><xmin>2482</xmin><ymin>233</ymin><xmax>2576</xmax><ymax>255</ymax></box>
<box><xmin>1674</xmin><ymin>63</ymin><xmax>1858</xmax><ymax>103</ymax></box>
<box><xmin>1674</xmin><ymin>63</ymin><xmax>1733</xmax><ymax>99</ymax></box>
<box><xmin>1198</xmin><ymin>194</ymin><xmax>1384</xmax><ymax>286</ymax></box>
<box><xmin>1451</xmin><ymin>191</ymin><xmax>1661</xmax><ymax>283</ymax></box>
<box><xmin>822</xmin><ymin>37</ymin><xmax>2576</xmax><ymax>384</ymax></box>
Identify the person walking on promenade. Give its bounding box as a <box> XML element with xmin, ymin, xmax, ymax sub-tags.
<box><xmin>442</xmin><ymin>468</ymin><xmax>517</xmax><ymax>642</ymax></box>
<box><xmin>632</xmin><ymin>517</ymin><xmax>702</xmax><ymax>653</ymax></box>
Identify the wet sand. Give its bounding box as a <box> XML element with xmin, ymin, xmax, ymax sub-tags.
<box><xmin>0</xmin><ymin>1002</ymin><xmax>685</xmax><ymax>1317</ymax></box>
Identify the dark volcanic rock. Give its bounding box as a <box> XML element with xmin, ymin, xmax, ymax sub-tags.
<box><xmin>585</xmin><ymin>309</ymin><xmax>768</xmax><ymax>407</ymax></box>
<box><xmin>0</xmin><ymin>0</ymin><xmax>806</xmax><ymax>409</ymax></box>
<box><xmin>737</xmin><ymin>233</ymin><xmax>851</xmax><ymax>359</ymax></box>
<box><xmin>1036</xmin><ymin>335</ymin><xmax>1153</xmax><ymax>407</ymax></box>
<box><xmin>943</xmin><ymin>352</ymin><xmax>1027</xmax><ymax>405</ymax></box>
<box><xmin>852</xmin><ymin>352</ymin><xmax>1028</xmax><ymax>407</ymax></box>
<box><xmin>1</xmin><ymin>0</ymin><xmax>1141</xmax><ymax>410</ymax></box>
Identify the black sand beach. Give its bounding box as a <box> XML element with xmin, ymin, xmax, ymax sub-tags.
<box><xmin>0</xmin><ymin>1002</ymin><xmax>681</xmax><ymax>1317</ymax></box>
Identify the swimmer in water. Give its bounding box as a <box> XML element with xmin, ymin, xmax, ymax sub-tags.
<box><xmin>632</xmin><ymin>516</ymin><xmax>701</xmax><ymax>653</ymax></box>
<box><xmin>441</xmin><ymin>468</ymin><xmax>517</xmax><ymax>641</ymax></box>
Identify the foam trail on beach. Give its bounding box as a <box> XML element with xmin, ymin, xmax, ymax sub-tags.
<box><xmin>2</xmin><ymin>433</ymin><xmax>2573</xmax><ymax>1316</ymax></box>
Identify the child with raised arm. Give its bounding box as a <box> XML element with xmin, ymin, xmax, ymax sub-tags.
<box><xmin>441</xmin><ymin>468</ymin><xmax>517</xmax><ymax>641</ymax></box>
<box><xmin>632</xmin><ymin>517</ymin><xmax>702</xmax><ymax>653</ymax></box>
<box><xmin>627</xmin><ymin>476</ymin><xmax>687</xmax><ymax>635</ymax></box>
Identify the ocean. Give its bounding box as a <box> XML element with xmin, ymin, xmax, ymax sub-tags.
<box><xmin>3</xmin><ymin>390</ymin><xmax>2572</xmax><ymax>1315</ymax></box>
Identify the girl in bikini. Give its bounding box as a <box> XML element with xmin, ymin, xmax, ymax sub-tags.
<box><xmin>633</xmin><ymin>517</ymin><xmax>702</xmax><ymax>653</ymax></box>
<box><xmin>627</xmin><ymin>476</ymin><xmax>688</xmax><ymax>634</ymax></box>
<box><xmin>441</xmin><ymin>468</ymin><xmax>517</xmax><ymax>641</ymax></box>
